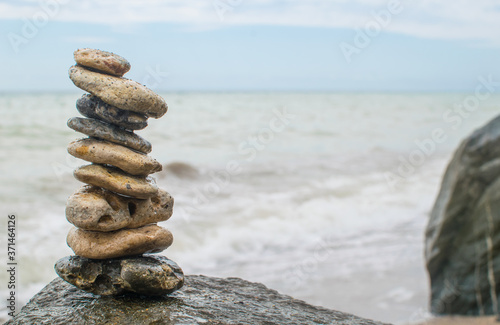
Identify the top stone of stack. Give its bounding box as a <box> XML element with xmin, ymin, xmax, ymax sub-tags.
<box><xmin>74</xmin><ymin>48</ymin><xmax>131</xmax><ymax>77</ymax></box>
<box><xmin>70</xmin><ymin>48</ymin><xmax>167</xmax><ymax>119</ymax></box>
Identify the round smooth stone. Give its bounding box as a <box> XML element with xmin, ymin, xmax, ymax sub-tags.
<box><xmin>73</xmin><ymin>164</ymin><xmax>158</xmax><ymax>199</ymax></box>
<box><xmin>68</xmin><ymin>117</ymin><xmax>152</xmax><ymax>154</ymax></box>
<box><xmin>68</xmin><ymin>138</ymin><xmax>162</xmax><ymax>176</ymax></box>
<box><xmin>69</xmin><ymin>65</ymin><xmax>167</xmax><ymax>118</ymax></box>
<box><xmin>77</xmin><ymin>94</ymin><xmax>148</xmax><ymax>131</ymax></box>
<box><xmin>66</xmin><ymin>185</ymin><xmax>174</xmax><ymax>232</ymax></box>
<box><xmin>55</xmin><ymin>254</ymin><xmax>184</xmax><ymax>296</ymax></box>
<box><xmin>74</xmin><ymin>48</ymin><xmax>131</xmax><ymax>77</ymax></box>
<box><xmin>67</xmin><ymin>224</ymin><xmax>173</xmax><ymax>259</ymax></box>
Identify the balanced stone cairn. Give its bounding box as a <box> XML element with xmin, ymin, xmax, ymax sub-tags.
<box><xmin>54</xmin><ymin>49</ymin><xmax>184</xmax><ymax>296</ymax></box>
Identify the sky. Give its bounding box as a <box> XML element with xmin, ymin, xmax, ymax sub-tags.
<box><xmin>0</xmin><ymin>0</ymin><xmax>500</xmax><ymax>92</ymax></box>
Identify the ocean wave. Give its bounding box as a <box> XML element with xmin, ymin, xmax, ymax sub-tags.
<box><xmin>4</xmin><ymin>93</ymin><xmax>500</xmax><ymax>324</ymax></box>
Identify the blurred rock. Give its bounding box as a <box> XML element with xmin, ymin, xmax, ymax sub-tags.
<box><xmin>163</xmin><ymin>161</ymin><xmax>200</xmax><ymax>179</ymax></box>
<box><xmin>426</xmin><ymin>115</ymin><xmax>500</xmax><ymax>315</ymax></box>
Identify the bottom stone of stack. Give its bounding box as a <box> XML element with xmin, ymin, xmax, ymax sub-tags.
<box><xmin>67</xmin><ymin>224</ymin><xmax>173</xmax><ymax>259</ymax></box>
<box><xmin>54</xmin><ymin>254</ymin><xmax>184</xmax><ymax>296</ymax></box>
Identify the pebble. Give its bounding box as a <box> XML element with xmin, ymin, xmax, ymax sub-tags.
<box><xmin>74</xmin><ymin>48</ymin><xmax>131</xmax><ymax>77</ymax></box>
<box><xmin>68</xmin><ymin>138</ymin><xmax>162</xmax><ymax>176</ymax></box>
<box><xmin>66</xmin><ymin>186</ymin><xmax>174</xmax><ymax>232</ymax></box>
<box><xmin>55</xmin><ymin>254</ymin><xmax>184</xmax><ymax>296</ymax></box>
<box><xmin>69</xmin><ymin>65</ymin><xmax>167</xmax><ymax>118</ymax></box>
<box><xmin>68</xmin><ymin>117</ymin><xmax>152</xmax><ymax>154</ymax></box>
<box><xmin>73</xmin><ymin>164</ymin><xmax>158</xmax><ymax>199</ymax></box>
<box><xmin>67</xmin><ymin>224</ymin><xmax>173</xmax><ymax>259</ymax></box>
<box><xmin>77</xmin><ymin>94</ymin><xmax>148</xmax><ymax>130</ymax></box>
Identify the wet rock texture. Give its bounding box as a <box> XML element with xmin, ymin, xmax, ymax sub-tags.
<box><xmin>55</xmin><ymin>255</ymin><xmax>183</xmax><ymax>296</ymax></box>
<box><xmin>6</xmin><ymin>275</ymin><xmax>388</xmax><ymax>325</ymax></box>
<box><xmin>426</xmin><ymin>115</ymin><xmax>500</xmax><ymax>315</ymax></box>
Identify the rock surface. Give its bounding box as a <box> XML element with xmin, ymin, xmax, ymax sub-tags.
<box><xmin>68</xmin><ymin>138</ymin><xmax>162</xmax><ymax>176</ymax></box>
<box><xmin>66</xmin><ymin>186</ymin><xmax>174</xmax><ymax>232</ymax></box>
<box><xmin>76</xmin><ymin>94</ymin><xmax>148</xmax><ymax>130</ymax></box>
<box><xmin>74</xmin><ymin>48</ymin><xmax>131</xmax><ymax>76</ymax></box>
<box><xmin>6</xmin><ymin>275</ymin><xmax>388</xmax><ymax>325</ymax></box>
<box><xmin>74</xmin><ymin>164</ymin><xmax>158</xmax><ymax>199</ymax></box>
<box><xmin>426</xmin><ymin>115</ymin><xmax>500</xmax><ymax>315</ymax></box>
<box><xmin>68</xmin><ymin>117</ymin><xmax>152</xmax><ymax>154</ymax></box>
<box><xmin>67</xmin><ymin>224</ymin><xmax>173</xmax><ymax>259</ymax></box>
<box><xmin>55</xmin><ymin>255</ymin><xmax>184</xmax><ymax>296</ymax></box>
<box><xmin>69</xmin><ymin>65</ymin><xmax>167</xmax><ymax>118</ymax></box>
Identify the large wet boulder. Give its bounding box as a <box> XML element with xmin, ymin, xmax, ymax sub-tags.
<box><xmin>426</xmin><ymin>115</ymin><xmax>500</xmax><ymax>315</ymax></box>
<box><xmin>6</xmin><ymin>275</ymin><xmax>387</xmax><ymax>325</ymax></box>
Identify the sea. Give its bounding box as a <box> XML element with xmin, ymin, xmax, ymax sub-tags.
<box><xmin>1</xmin><ymin>92</ymin><xmax>500</xmax><ymax>324</ymax></box>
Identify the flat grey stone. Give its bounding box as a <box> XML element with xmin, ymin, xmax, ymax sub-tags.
<box><xmin>68</xmin><ymin>117</ymin><xmax>151</xmax><ymax>154</ymax></box>
<box><xmin>77</xmin><ymin>94</ymin><xmax>148</xmax><ymax>130</ymax></box>
<box><xmin>54</xmin><ymin>255</ymin><xmax>183</xmax><ymax>296</ymax></box>
<box><xmin>6</xmin><ymin>275</ymin><xmax>388</xmax><ymax>325</ymax></box>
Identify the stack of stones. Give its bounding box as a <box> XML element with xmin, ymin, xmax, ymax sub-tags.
<box><xmin>54</xmin><ymin>49</ymin><xmax>184</xmax><ymax>296</ymax></box>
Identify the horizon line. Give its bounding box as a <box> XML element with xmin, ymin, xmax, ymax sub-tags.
<box><xmin>0</xmin><ymin>89</ymin><xmax>494</xmax><ymax>95</ymax></box>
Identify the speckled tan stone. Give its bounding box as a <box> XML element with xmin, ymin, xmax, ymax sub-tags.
<box><xmin>74</xmin><ymin>48</ymin><xmax>131</xmax><ymax>77</ymax></box>
<box><xmin>68</xmin><ymin>138</ymin><xmax>162</xmax><ymax>176</ymax></box>
<box><xmin>67</xmin><ymin>224</ymin><xmax>173</xmax><ymax>259</ymax></box>
<box><xmin>68</xmin><ymin>65</ymin><xmax>167</xmax><ymax>118</ymax></box>
<box><xmin>66</xmin><ymin>186</ymin><xmax>174</xmax><ymax>232</ymax></box>
<box><xmin>73</xmin><ymin>164</ymin><xmax>158</xmax><ymax>199</ymax></box>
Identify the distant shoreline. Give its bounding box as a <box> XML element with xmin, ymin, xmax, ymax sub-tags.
<box><xmin>1</xmin><ymin>90</ymin><xmax>497</xmax><ymax>96</ymax></box>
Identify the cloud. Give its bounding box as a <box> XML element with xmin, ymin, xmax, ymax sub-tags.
<box><xmin>0</xmin><ymin>0</ymin><xmax>499</xmax><ymax>44</ymax></box>
<box><xmin>64</xmin><ymin>36</ymin><xmax>114</xmax><ymax>43</ymax></box>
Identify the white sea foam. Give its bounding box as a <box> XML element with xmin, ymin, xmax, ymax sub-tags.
<box><xmin>0</xmin><ymin>92</ymin><xmax>499</xmax><ymax>323</ymax></box>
